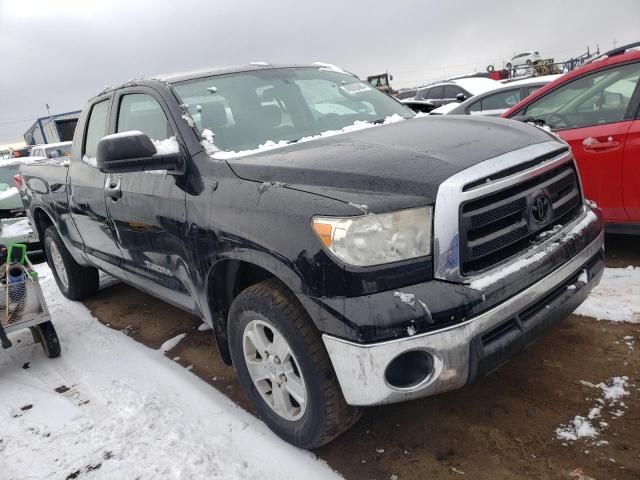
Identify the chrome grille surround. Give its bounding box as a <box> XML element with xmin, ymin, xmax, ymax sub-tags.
<box><xmin>433</xmin><ymin>140</ymin><xmax>584</xmax><ymax>284</ymax></box>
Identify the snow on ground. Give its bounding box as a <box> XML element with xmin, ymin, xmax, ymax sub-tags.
<box><xmin>0</xmin><ymin>264</ymin><xmax>338</xmax><ymax>480</ymax></box>
<box><xmin>556</xmin><ymin>376</ymin><xmax>631</xmax><ymax>443</ymax></box>
<box><xmin>1</xmin><ymin>217</ymin><xmax>32</xmax><ymax>238</ymax></box>
<box><xmin>574</xmin><ymin>266</ymin><xmax>640</xmax><ymax>323</ymax></box>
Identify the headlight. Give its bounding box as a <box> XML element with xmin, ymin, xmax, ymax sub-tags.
<box><xmin>312</xmin><ymin>206</ymin><xmax>432</xmax><ymax>267</ymax></box>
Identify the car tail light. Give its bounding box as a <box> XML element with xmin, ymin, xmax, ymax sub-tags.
<box><xmin>13</xmin><ymin>173</ymin><xmax>23</xmax><ymax>189</ymax></box>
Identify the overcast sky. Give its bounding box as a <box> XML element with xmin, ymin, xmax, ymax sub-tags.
<box><xmin>1</xmin><ymin>0</ymin><xmax>638</xmax><ymax>143</ymax></box>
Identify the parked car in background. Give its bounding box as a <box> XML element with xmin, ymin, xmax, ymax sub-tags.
<box><xmin>30</xmin><ymin>141</ymin><xmax>72</xmax><ymax>159</ymax></box>
<box><xmin>20</xmin><ymin>63</ymin><xmax>605</xmax><ymax>448</ymax></box>
<box><xmin>0</xmin><ymin>157</ymin><xmax>41</xmax><ymax>251</ymax></box>
<box><xmin>395</xmin><ymin>88</ymin><xmax>418</xmax><ymax>100</ymax></box>
<box><xmin>431</xmin><ymin>75</ymin><xmax>562</xmax><ymax>116</ymax></box>
<box><xmin>0</xmin><ymin>158</ymin><xmax>31</xmax><ymax>217</ymax></box>
<box><xmin>401</xmin><ymin>77</ymin><xmax>501</xmax><ymax>113</ymax></box>
<box><xmin>504</xmin><ymin>42</ymin><xmax>640</xmax><ymax>234</ymax></box>
<box><xmin>9</xmin><ymin>146</ymin><xmax>31</xmax><ymax>158</ymax></box>
<box><xmin>506</xmin><ymin>51</ymin><xmax>541</xmax><ymax>69</ymax></box>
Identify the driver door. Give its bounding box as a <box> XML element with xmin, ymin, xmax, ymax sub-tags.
<box><xmin>105</xmin><ymin>88</ymin><xmax>194</xmax><ymax>311</ymax></box>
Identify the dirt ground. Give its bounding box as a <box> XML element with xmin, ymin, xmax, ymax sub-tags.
<box><xmin>82</xmin><ymin>234</ymin><xmax>640</xmax><ymax>480</ymax></box>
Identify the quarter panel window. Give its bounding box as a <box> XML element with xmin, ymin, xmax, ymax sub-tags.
<box><xmin>83</xmin><ymin>100</ymin><xmax>110</xmax><ymax>162</ymax></box>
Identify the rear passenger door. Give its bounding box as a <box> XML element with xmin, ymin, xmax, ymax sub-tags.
<box><xmin>68</xmin><ymin>97</ymin><xmax>127</xmax><ymax>277</ymax></box>
<box><xmin>105</xmin><ymin>88</ymin><xmax>195</xmax><ymax>311</ymax></box>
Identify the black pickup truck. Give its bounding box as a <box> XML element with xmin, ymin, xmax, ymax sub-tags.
<box><xmin>19</xmin><ymin>64</ymin><xmax>604</xmax><ymax>448</ymax></box>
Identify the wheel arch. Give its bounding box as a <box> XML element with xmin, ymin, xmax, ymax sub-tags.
<box><xmin>32</xmin><ymin>206</ymin><xmax>55</xmax><ymax>244</ymax></box>
<box><xmin>205</xmin><ymin>254</ymin><xmax>308</xmax><ymax>365</ymax></box>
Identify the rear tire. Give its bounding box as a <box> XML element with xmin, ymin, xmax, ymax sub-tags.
<box><xmin>228</xmin><ymin>278</ymin><xmax>361</xmax><ymax>448</ymax></box>
<box><xmin>43</xmin><ymin>226</ymin><xmax>99</xmax><ymax>300</ymax></box>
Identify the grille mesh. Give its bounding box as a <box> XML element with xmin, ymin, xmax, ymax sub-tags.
<box><xmin>460</xmin><ymin>162</ymin><xmax>582</xmax><ymax>275</ymax></box>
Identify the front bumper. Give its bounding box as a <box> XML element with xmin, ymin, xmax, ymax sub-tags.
<box><xmin>322</xmin><ymin>211</ymin><xmax>604</xmax><ymax>406</ymax></box>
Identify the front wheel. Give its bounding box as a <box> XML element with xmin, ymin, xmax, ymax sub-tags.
<box><xmin>43</xmin><ymin>226</ymin><xmax>99</xmax><ymax>300</ymax></box>
<box><xmin>228</xmin><ymin>278</ymin><xmax>360</xmax><ymax>448</ymax></box>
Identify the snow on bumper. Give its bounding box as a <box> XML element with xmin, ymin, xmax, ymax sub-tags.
<box><xmin>323</xmin><ymin>209</ymin><xmax>604</xmax><ymax>406</ymax></box>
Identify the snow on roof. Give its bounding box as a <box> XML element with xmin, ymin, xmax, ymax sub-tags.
<box><xmin>506</xmin><ymin>74</ymin><xmax>563</xmax><ymax>86</ymax></box>
<box><xmin>452</xmin><ymin>77</ymin><xmax>502</xmax><ymax>95</ymax></box>
<box><xmin>154</xmin><ymin>64</ymin><xmax>318</xmax><ymax>83</ymax></box>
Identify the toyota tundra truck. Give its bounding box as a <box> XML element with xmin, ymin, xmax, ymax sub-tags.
<box><xmin>18</xmin><ymin>63</ymin><xmax>604</xmax><ymax>448</ymax></box>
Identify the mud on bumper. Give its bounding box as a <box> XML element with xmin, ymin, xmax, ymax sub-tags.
<box><xmin>322</xmin><ymin>214</ymin><xmax>604</xmax><ymax>406</ymax></box>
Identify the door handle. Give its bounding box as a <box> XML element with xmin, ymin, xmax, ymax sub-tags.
<box><xmin>582</xmin><ymin>136</ymin><xmax>621</xmax><ymax>151</ymax></box>
<box><xmin>104</xmin><ymin>176</ymin><xmax>122</xmax><ymax>199</ymax></box>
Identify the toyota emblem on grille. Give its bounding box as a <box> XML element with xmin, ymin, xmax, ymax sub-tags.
<box><xmin>530</xmin><ymin>192</ymin><xmax>552</xmax><ymax>226</ymax></box>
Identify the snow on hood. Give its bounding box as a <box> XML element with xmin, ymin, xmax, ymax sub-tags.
<box><xmin>430</xmin><ymin>102</ymin><xmax>461</xmax><ymax>115</ymax></box>
<box><xmin>206</xmin><ymin>114</ymin><xmax>407</xmax><ymax>159</ymax></box>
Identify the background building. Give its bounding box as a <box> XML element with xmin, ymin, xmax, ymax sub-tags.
<box><xmin>23</xmin><ymin>110</ymin><xmax>81</xmax><ymax>145</ymax></box>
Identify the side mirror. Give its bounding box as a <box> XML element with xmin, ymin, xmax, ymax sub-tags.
<box><xmin>603</xmin><ymin>92</ymin><xmax>623</xmax><ymax>108</ymax></box>
<box><xmin>96</xmin><ymin>131</ymin><xmax>181</xmax><ymax>174</ymax></box>
<box><xmin>456</xmin><ymin>93</ymin><xmax>467</xmax><ymax>102</ymax></box>
<box><xmin>389</xmin><ymin>75</ymin><xmax>394</xmax><ymax>81</ymax></box>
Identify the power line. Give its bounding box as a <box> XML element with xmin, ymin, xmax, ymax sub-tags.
<box><xmin>0</xmin><ymin>117</ymin><xmax>37</xmax><ymax>126</ymax></box>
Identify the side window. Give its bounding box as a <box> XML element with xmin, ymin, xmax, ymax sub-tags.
<box><xmin>526</xmin><ymin>85</ymin><xmax>542</xmax><ymax>96</ymax></box>
<box><xmin>83</xmin><ymin>100</ymin><xmax>110</xmax><ymax>165</ymax></box>
<box><xmin>117</xmin><ymin>93</ymin><xmax>177</xmax><ymax>153</ymax></box>
<box><xmin>444</xmin><ymin>85</ymin><xmax>464</xmax><ymax>99</ymax></box>
<box><xmin>468</xmin><ymin>100</ymin><xmax>482</xmax><ymax>113</ymax></box>
<box><xmin>523</xmin><ymin>62</ymin><xmax>640</xmax><ymax>130</ymax></box>
<box><xmin>427</xmin><ymin>86</ymin><xmax>444</xmax><ymax>99</ymax></box>
<box><xmin>481</xmin><ymin>89</ymin><xmax>522</xmax><ymax>111</ymax></box>
<box><xmin>417</xmin><ymin>88</ymin><xmax>429</xmax><ymax>100</ymax></box>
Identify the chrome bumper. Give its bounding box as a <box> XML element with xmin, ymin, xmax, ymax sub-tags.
<box><xmin>322</xmin><ymin>221</ymin><xmax>604</xmax><ymax>406</ymax></box>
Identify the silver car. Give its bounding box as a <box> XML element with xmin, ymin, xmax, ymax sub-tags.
<box><xmin>430</xmin><ymin>75</ymin><xmax>562</xmax><ymax>117</ymax></box>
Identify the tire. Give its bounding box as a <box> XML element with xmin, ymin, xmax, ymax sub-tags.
<box><xmin>34</xmin><ymin>321</ymin><xmax>61</xmax><ymax>358</ymax></box>
<box><xmin>228</xmin><ymin>278</ymin><xmax>361</xmax><ymax>448</ymax></box>
<box><xmin>506</xmin><ymin>62</ymin><xmax>512</xmax><ymax>70</ymax></box>
<box><xmin>43</xmin><ymin>226</ymin><xmax>99</xmax><ymax>300</ymax></box>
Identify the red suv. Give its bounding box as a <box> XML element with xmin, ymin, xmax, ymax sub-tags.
<box><xmin>503</xmin><ymin>43</ymin><xmax>640</xmax><ymax>234</ymax></box>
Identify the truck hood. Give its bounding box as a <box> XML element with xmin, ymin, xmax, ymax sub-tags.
<box><xmin>226</xmin><ymin>116</ymin><xmax>559</xmax><ymax>213</ymax></box>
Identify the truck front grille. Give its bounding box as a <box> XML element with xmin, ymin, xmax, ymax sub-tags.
<box><xmin>459</xmin><ymin>161</ymin><xmax>582</xmax><ymax>275</ymax></box>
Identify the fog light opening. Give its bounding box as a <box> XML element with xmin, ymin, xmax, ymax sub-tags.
<box><xmin>385</xmin><ymin>350</ymin><xmax>434</xmax><ymax>389</ymax></box>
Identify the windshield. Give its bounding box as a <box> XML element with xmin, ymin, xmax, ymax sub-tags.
<box><xmin>45</xmin><ymin>144</ymin><xmax>72</xmax><ymax>158</ymax></box>
<box><xmin>173</xmin><ymin>67</ymin><xmax>414</xmax><ymax>153</ymax></box>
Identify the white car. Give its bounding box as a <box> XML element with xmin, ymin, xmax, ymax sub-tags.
<box><xmin>506</xmin><ymin>51</ymin><xmax>541</xmax><ymax>69</ymax></box>
<box><xmin>430</xmin><ymin>74</ymin><xmax>562</xmax><ymax>117</ymax></box>
<box><xmin>29</xmin><ymin>141</ymin><xmax>72</xmax><ymax>159</ymax></box>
